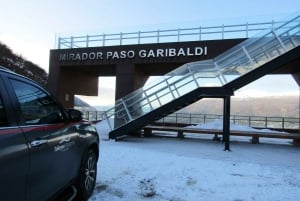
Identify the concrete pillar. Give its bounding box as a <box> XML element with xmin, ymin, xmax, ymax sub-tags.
<box><xmin>115</xmin><ymin>63</ymin><xmax>149</xmax><ymax>100</ymax></box>
<box><xmin>223</xmin><ymin>96</ymin><xmax>231</xmax><ymax>151</ymax></box>
<box><xmin>47</xmin><ymin>50</ymin><xmax>61</xmax><ymax>98</ymax></box>
<box><xmin>59</xmin><ymin>68</ymin><xmax>98</xmax><ymax>108</ymax></box>
<box><xmin>114</xmin><ymin>64</ymin><xmax>149</xmax><ymax>134</ymax></box>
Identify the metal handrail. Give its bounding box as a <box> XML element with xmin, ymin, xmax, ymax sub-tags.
<box><xmin>57</xmin><ymin>21</ymin><xmax>280</xmax><ymax>49</ymax></box>
<box><xmin>78</xmin><ymin>110</ymin><xmax>299</xmax><ymax>130</ymax></box>
<box><xmin>157</xmin><ymin>113</ymin><xmax>300</xmax><ymax>130</ymax></box>
<box><xmin>103</xmin><ymin>14</ymin><xmax>300</xmax><ymax>131</ymax></box>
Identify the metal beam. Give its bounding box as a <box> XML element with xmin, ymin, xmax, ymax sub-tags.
<box><xmin>223</xmin><ymin>96</ymin><xmax>231</xmax><ymax>151</ymax></box>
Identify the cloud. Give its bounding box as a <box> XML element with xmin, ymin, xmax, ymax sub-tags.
<box><xmin>235</xmin><ymin>75</ymin><xmax>299</xmax><ymax>97</ymax></box>
<box><xmin>235</xmin><ymin>89</ymin><xmax>299</xmax><ymax>98</ymax></box>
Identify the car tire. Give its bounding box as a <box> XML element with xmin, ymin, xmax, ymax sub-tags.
<box><xmin>76</xmin><ymin>149</ymin><xmax>97</xmax><ymax>200</ymax></box>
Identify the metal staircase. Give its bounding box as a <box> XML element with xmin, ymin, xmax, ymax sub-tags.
<box><xmin>105</xmin><ymin>14</ymin><xmax>300</xmax><ymax>139</ymax></box>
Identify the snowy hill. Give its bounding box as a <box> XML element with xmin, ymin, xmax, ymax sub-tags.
<box><xmin>0</xmin><ymin>41</ymin><xmax>47</xmax><ymax>86</ymax></box>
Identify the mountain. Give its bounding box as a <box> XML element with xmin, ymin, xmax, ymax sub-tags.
<box><xmin>181</xmin><ymin>95</ymin><xmax>299</xmax><ymax>117</ymax></box>
<box><xmin>0</xmin><ymin>41</ymin><xmax>48</xmax><ymax>86</ymax></box>
<box><xmin>74</xmin><ymin>95</ymin><xmax>94</xmax><ymax>108</ymax></box>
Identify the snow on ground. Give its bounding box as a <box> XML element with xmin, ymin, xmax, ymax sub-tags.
<box><xmin>89</xmin><ymin>120</ymin><xmax>300</xmax><ymax>201</ymax></box>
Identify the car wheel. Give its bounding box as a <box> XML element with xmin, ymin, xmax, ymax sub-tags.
<box><xmin>76</xmin><ymin>149</ymin><xmax>97</xmax><ymax>200</ymax></box>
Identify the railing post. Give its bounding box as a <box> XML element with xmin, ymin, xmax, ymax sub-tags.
<box><xmin>155</xmin><ymin>94</ymin><xmax>162</xmax><ymax>106</ymax></box>
<box><xmin>143</xmin><ymin>91</ymin><xmax>153</xmax><ymax>111</ymax></box>
<box><xmin>86</xmin><ymin>35</ymin><xmax>89</xmax><ymax>47</ymax></box>
<box><xmin>265</xmin><ymin>117</ymin><xmax>267</xmax><ymax>128</ymax></box>
<box><xmin>71</xmin><ymin>36</ymin><xmax>74</xmax><ymax>48</ymax></box>
<box><xmin>103</xmin><ymin>34</ymin><xmax>105</xmax><ymax>46</ymax></box>
<box><xmin>95</xmin><ymin>111</ymin><xmax>98</xmax><ymax>120</ymax></box>
<box><xmin>58</xmin><ymin>37</ymin><xmax>61</xmax><ymax>49</ymax></box>
<box><xmin>199</xmin><ymin>26</ymin><xmax>202</xmax><ymax>41</ymax></box>
<box><xmin>222</xmin><ymin>24</ymin><xmax>224</xmax><ymax>39</ymax></box>
<box><xmin>249</xmin><ymin>116</ymin><xmax>251</xmax><ymax>127</ymax></box>
<box><xmin>165</xmin><ymin>79</ymin><xmax>176</xmax><ymax>99</ymax></box>
<box><xmin>282</xmin><ymin>117</ymin><xmax>285</xmax><ymax>129</ymax></box>
<box><xmin>242</xmin><ymin>46</ymin><xmax>255</xmax><ymax>65</ymax></box>
<box><xmin>121</xmin><ymin>99</ymin><xmax>133</xmax><ymax>121</ymax></box>
<box><xmin>187</xmin><ymin>65</ymin><xmax>200</xmax><ymax>87</ymax></box>
<box><xmin>104</xmin><ymin>111</ymin><xmax>113</xmax><ymax>131</ymax></box>
<box><xmin>157</xmin><ymin>29</ymin><xmax>160</xmax><ymax>43</ymax></box>
<box><xmin>272</xmin><ymin>29</ymin><xmax>288</xmax><ymax>52</ymax></box>
<box><xmin>246</xmin><ymin>22</ymin><xmax>249</xmax><ymax>38</ymax></box>
<box><xmin>138</xmin><ymin>31</ymin><xmax>141</xmax><ymax>44</ymax></box>
<box><xmin>120</xmin><ymin>32</ymin><xmax>123</xmax><ymax>45</ymax></box>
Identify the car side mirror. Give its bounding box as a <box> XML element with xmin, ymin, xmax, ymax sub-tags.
<box><xmin>68</xmin><ymin>109</ymin><xmax>83</xmax><ymax>122</ymax></box>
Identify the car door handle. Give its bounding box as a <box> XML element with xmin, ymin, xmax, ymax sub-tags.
<box><xmin>30</xmin><ymin>140</ymin><xmax>48</xmax><ymax>147</ymax></box>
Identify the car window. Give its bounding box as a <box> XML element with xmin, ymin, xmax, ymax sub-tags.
<box><xmin>10</xmin><ymin>79</ymin><xmax>65</xmax><ymax>125</ymax></box>
<box><xmin>0</xmin><ymin>95</ymin><xmax>9</xmax><ymax>127</ymax></box>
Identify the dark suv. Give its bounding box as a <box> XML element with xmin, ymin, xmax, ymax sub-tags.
<box><xmin>0</xmin><ymin>67</ymin><xmax>99</xmax><ymax>201</ymax></box>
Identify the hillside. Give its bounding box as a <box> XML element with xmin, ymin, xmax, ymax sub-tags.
<box><xmin>0</xmin><ymin>41</ymin><xmax>47</xmax><ymax>86</ymax></box>
<box><xmin>181</xmin><ymin>95</ymin><xmax>299</xmax><ymax>118</ymax></box>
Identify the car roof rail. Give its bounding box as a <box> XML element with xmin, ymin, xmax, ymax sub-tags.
<box><xmin>0</xmin><ymin>66</ymin><xmax>13</xmax><ymax>72</ymax></box>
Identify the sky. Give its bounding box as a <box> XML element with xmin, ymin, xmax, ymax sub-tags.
<box><xmin>0</xmin><ymin>0</ymin><xmax>299</xmax><ymax>102</ymax></box>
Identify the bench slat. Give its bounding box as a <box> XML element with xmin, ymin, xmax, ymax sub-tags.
<box><xmin>143</xmin><ymin>126</ymin><xmax>300</xmax><ymax>140</ymax></box>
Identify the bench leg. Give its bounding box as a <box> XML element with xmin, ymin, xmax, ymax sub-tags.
<box><xmin>177</xmin><ymin>131</ymin><xmax>184</xmax><ymax>139</ymax></box>
<box><xmin>143</xmin><ymin>128</ymin><xmax>152</xmax><ymax>137</ymax></box>
<box><xmin>251</xmin><ymin>135</ymin><xmax>259</xmax><ymax>144</ymax></box>
<box><xmin>293</xmin><ymin>139</ymin><xmax>300</xmax><ymax>146</ymax></box>
<box><xmin>213</xmin><ymin>134</ymin><xmax>221</xmax><ymax>141</ymax></box>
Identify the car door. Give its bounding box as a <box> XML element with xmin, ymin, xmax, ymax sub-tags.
<box><xmin>0</xmin><ymin>74</ymin><xmax>29</xmax><ymax>201</ymax></box>
<box><xmin>7</xmin><ymin>77</ymin><xmax>81</xmax><ymax>201</ymax></box>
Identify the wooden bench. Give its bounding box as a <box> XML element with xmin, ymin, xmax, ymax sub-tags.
<box><xmin>143</xmin><ymin>125</ymin><xmax>300</xmax><ymax>146</ymax></box>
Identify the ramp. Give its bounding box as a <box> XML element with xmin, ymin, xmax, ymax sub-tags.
<box><xmin>105</xmin><ymin>14</ymin><xmax>300</xmax><ymax>139</ymax></box>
